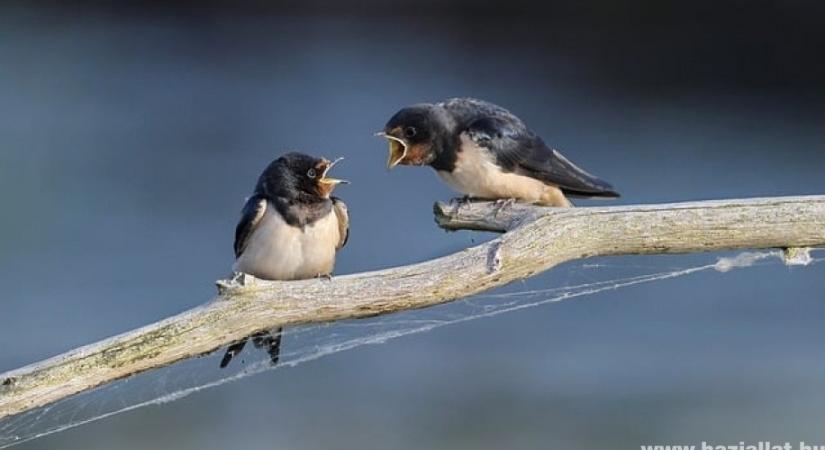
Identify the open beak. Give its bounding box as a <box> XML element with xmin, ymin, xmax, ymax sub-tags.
<box><xmin>319</xmin><ymin>157</ymin><xmax>349</xmax><ymax>185</ymax></box>
<box><xmin>375</xmin><ymin>131</ymin><xmax>408</xmax><ymax>170</ymax></box>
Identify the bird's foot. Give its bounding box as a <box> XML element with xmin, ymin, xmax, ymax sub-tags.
<box><xmin>317</xmin><ymin>273</ymin><xmax>333</xmax><ymax>281</ymax></box>
<box><xmin>452</xmin><ymin>195</ymin><xmax>473</xmax><ymax>209</ymax></box>
<box><xmin>492</xmin><ymin>198</ymin><xmax>517</xmax><ymax>218</ymax></box>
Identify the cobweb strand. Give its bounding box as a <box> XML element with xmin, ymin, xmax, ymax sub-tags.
<box><xmin>0</xmin><ymin>249</ymin><xmax>821</xmax><ymax>449</ymax></box>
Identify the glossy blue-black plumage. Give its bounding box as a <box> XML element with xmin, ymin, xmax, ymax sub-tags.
<box><xmin>385</xmin><ymin>98</ymin><xmax>620</xmax><ymax>198</ymax></box>
<box><xmin>444</xmin><ymin>98</ymin><xmax>620</xmax><ymax>198</ymax></box>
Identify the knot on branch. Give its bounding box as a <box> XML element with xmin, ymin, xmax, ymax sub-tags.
<box><xmin>487</xmin><ymin>242</ymin><xmax>503</xmax><ymax>273</ymax></box>
<box><xmin>1</xmin><ymin>376</ymin><xmax>15</xmax><ymax>392</ymax></box>
<box><xmin>216</xmin><ymin>272</ymin><xmax>258</xmax><ymax>295</ymax></box>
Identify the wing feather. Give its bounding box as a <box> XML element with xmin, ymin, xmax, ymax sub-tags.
<box><xmin>234</xmin><ymin>195</ymin><xmax>267</xmax><ymax>258</ymax></box>
<box><xmin>331</xmin><ymin>197</ymin><xmax>349</xmax><ymax>250</ymax></box>
<box><xmin>465</xmin><ymin>116</ymin><xmax>619</xmax><ymax>198</ymax></box>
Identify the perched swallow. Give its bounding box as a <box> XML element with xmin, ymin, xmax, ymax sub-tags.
<box><xmin>219</xmin><ymin>152</ymin><xmax>349</xmax><ymax>368</ymax></box>
<box><xmin>380</xmin><ymin>97</ymin><xmax>619</xmax><ymax>207</ymax></box>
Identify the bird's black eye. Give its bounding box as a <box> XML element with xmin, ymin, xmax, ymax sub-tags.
<box><xmin>307</xmin><ymin>168</ymin><xmax>316</xmax><ymax>179</ymax></box>
<box><xmin>404</xmin><ymin>126</ymin><xmax>417</xmax><ymax>138</ymax></box>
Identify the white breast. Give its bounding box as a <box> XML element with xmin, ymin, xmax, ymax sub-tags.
<box><xmin>233</xmin><ymin>205</ymin><xmax>341</xmax><ymax>280</ymax></box>
<box><xmin>436</xmin><ymin>133</ymin><xmax>571</xmax><ymax>206</ymax></box>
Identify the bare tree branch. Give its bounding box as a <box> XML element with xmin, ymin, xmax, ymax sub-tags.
<box><xmin>2</xmin><ymin>195</ymin><xmax>824</xmax><ymax>420</ymax></box>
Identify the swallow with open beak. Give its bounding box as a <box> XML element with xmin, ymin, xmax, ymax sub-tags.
<box><xmin>220</xmin><ymin>152</ymin><xmax>349</xmax><ymax>368</ymax></box>
<box><xmin>379</xmin><ymin>97</ymin><xmax>619</xmax><ymax>207</ymax></box>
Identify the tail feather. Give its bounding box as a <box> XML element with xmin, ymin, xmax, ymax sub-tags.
<box><xmin>219</xmin><ymin>338</ymin><xmax>249</xmax><ymax>368</ymax></box>
<box><xmin>219</xmin><ymin>327</ymin><xmax>283</xmax><ymax>368</ymax></box>
<box><xmin>252</xmin><ymin>327</ymin><xmax>283</xmax><ymax>365</ymax></box>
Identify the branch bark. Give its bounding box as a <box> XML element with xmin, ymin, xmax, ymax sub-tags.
<box><xmin>2</xmin><ymin>195</ymin><xmax>824</xmax><ymax>420</ymax></box>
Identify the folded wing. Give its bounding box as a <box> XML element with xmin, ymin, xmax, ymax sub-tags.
<box><xmin>466</xmin><ymin>116</ymin><xmax>619</xmax><ymax>198</ymax></box>
<box><xmin>234</xmin><ymin>194</ymin><xmax>268</xmax><ymax>258</ymax></box>
<box><xmin>332</xmin><ymin>197</ymin><xmax>349</xmax><ymax>250</ymax></box>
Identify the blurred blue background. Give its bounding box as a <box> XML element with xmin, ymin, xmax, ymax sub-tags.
<box><xmin>1</xmin><ymin>1</ymin><xmax>824</xmax><ymax>449</ymax></box>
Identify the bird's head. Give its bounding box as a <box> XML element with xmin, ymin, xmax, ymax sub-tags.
<box><xmin>379</xmin><ymin>104</ymin><xmax>448</xmax><ymax>169</ymax></box>
<box><xmin>270</xmin><ymin>153</ymin><xmax>348</xmax><ymax>199</ymax></box>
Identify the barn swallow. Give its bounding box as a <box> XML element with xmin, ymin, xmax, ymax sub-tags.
<box><xmin>219</xmin><ymin>152</ymin><xmax>349</xmax><ymax>368</ymax></box>
<box><xmin>380</xmin><ymin>97</ymin><xmax>619</xmax><ymax>207</ymax></box>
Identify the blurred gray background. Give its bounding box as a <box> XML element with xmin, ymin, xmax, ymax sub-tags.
<box><xmin>1</xmin><ymin>1</ymin><xmax>825</xmax><ymax>449</ymax></box>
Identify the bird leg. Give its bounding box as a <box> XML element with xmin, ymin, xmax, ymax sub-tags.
<box><xmin>492</xmin><ymin>198</ymin><xmax>517</xmax><ymax>218</ymax></box>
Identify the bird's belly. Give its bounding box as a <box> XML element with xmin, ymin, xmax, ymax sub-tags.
<box><xmin>437</xmin><ymin>135</ymin><xmax>571</xmax><ymax>207</ymax></box>
<box><xmin>435</xmin><ymin>153</ymin><xmax>543</xmax><ymax>202</ymax></box>
<box><xmin>234</xmin><ymin>209</ymin><xmax>339</xmax><ymax>280</ymax></box>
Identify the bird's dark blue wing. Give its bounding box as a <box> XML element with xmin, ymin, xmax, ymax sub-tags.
<box><xmin>234</xmin><ymin>194</ymin><xmax>267</xmax><ymax>258</ymax></box>
<box><xmin>331</xmin><ymin>197</ymin><xmax>349</xmax><ymax>250</ymax></box>
<box><xmin>222</xmin><ymin>194</ymin><xmax>276</xmax><ymax>369</ymax></box>
<box><xmin>465</xmin><ymin>116</ymin><xmax>619</xmax><ymax>198</ymax></box>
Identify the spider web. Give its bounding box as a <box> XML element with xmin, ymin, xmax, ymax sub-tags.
<box><xmin>0</xmin><ymin>249</ymin><xmax>822</xmax><ymax>448</ymax></box>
